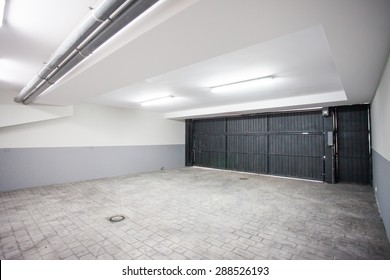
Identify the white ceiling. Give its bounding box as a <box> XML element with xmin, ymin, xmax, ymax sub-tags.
<box><xmin>88</xmin><ymin>25</ymin><xmax>347</xmax><ymax>117</ymax></box>
<box><xmin>0</xmin><ymin>0</ymin><xmax>100</xmax><ymax>90</ymax></box>
<box><xmin>1</xmin><ymin>0</ymin><xmax>390</xmax><ymax>119</ymax></box>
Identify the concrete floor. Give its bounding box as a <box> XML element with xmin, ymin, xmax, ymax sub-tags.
<box><xmin>0</xmin><ymin>167</ymin><xmax>389</xmax><ymax>260</ymax></box>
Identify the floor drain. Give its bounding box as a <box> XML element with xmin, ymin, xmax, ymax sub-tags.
<box><xmin>239</xmin><ymin>178</ymin><xmax>249</xmax><ymax>180</ymax></box>
<box><xmin>108</xmin><ymin>215</ymin><xmax>125</xmax><ymax>223</ymax></box>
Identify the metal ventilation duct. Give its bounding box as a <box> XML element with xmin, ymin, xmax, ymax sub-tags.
<box><xmin>15</xmin><ymin>0</ymin><xmax>160</xmax><ymax>105</ymax></box>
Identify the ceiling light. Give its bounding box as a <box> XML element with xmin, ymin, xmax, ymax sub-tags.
<box><xmin>0</xmin><ymin>0</ymin><xmax>5</xmax><ymax>27</ymax></box>
<box><xmin>140</xmin><ymin>95</ymin><xmax>175</xmax><ymax>107</ymax></box>
<box><xmin>210</xmin><ymin>76</ymin><xmax>275</xmax><ymax>94</ymax></box>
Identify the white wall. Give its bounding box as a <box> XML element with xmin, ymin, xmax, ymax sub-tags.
<box><xmin>0</xmin><ymin>103</ymin><xmax>185</xmax><ymax>148</ymax></box>
<box><xmin>0</xmin><ymin>91</ymin><xmax>73</xmax><ymax>128</ymax></box>
<box><xmin>0</xmin><ymin>103</ymin><xmax>185</xmax><ymax>191</ymax></box>
<box><xmin>371</xmin><ymin>53</ymin><xmax>390</xmax><ymax>241</ymax></box>
<box><xmin>371</xmin><ymin>55</ymin><xmax>390</xmax><ymax>161</ymax></box>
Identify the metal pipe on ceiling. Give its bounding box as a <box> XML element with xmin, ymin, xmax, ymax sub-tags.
<box><xmin>14</xmin><ymin>0</ymin><xmax>127</xmax><ymax>104</ymax></box>
<box><xmin>15</xmin><ymin>0</ymin><xmax>159</xmax><ymax>105</ymax></box>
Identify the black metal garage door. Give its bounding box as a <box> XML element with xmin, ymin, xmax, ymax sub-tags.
<box><xmin>185</xmin><ymin>105</ymin><xmax>372</xmax><ymax>184</ymax></box>
<box><xmin>193</xmin><ymin>118</ymin><xmax>227</xmax><ymax>169</ymax></box>
<box><xmin>336</xmin><ymin>105</ymin><xmax>371</xmax><ymax>184</ymax></box>
<box><xmin>189</xmin><ymin>111</ymin><xmax>325</xmax><ymax>181</ymax></box>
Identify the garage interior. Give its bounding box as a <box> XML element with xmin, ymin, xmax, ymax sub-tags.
<box><xmin>0</xmin><ymin>0</ymin><xmax>390</xmax><ymax>260</ymax></box>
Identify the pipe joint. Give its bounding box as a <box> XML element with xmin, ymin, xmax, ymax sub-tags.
<box><xmin>92</xmin><ymin>11</ymin><xmax>105</xmax><ymax>23</ymax></box>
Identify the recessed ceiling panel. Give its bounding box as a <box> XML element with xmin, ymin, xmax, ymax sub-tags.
<box><xmin>88</xmin><ymin>25</ymin><xmax>346</xmax><ymax>117</ymax></box>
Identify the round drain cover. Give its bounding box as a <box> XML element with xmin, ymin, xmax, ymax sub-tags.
<box><xmin>109</xmin><ymin>215</ymin><xmax>125</xmax><ymax>223</ymax></box>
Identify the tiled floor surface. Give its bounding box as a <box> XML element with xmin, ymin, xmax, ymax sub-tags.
<box><xmin>1</xmin><ymin>167</ymin><xmax>389</xmax><ymax>260</ymax></box>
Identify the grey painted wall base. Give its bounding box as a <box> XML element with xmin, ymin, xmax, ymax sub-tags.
<box><xmin>372</xmin><ymin>149</ymin><xmax>390</xmax><ymax>241</ymax></box>
<box><xmin>0</xmin><ymin>145</ymin><xmax>185</xmax><ymax>192</ymax></box>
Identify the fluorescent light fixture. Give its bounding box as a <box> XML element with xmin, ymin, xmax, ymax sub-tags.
<box><xmin>140</xmin><ymin>95</ymin><xmax>175</xmax><ymax>107</ymax></box>
<box><xmin>0</xmin><ymin>0</ymin><xmax>5</xmax><ymax>27</ymax></box>
<box><xmin>210</xmin><ymin>76</ymin><xmax>275</xmax><ymax>94</ymax></box>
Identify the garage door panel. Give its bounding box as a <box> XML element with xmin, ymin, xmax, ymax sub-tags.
<box><xmin>227</xmin><ymin>116</ymin><xmax>267</xmax><ymax>133</ymax></box>
<box><xmin>269</xmin><ymin>155</ymin><xmax>323</xmax><ymax>180</ymax></box>
<box><xmin>227</xmin><ymin>153</ymin><xmax>267</xmax><ymax>173</ymax></box>
<box><xmin>227</xmin><ymin>135</ymin><xmax>267</xmax><ymax>154</ymax></box>
<box><xmin>195</xmin><ymin>134</ymin><xmax>225</xmax><ymax>153</ymax></box>
<box><xmin>338</xmin><ymin>157</ymin><xmax>370</xmax><ymax>184</ymax></box>
<box><xmin>268</xmin><ymin>112</ymin><xmax>323</xmax><ymax>132</ymax></box>
<box><xmin>336</xmin><ymin>105</ymin><xmax>370</xmax><ymax>184</ymax></box>
<box><xmin>195</xmin><ymin>151</ymin><xmax>225</xmax><ymax>169</ymax></box>
<box><xmin>337</xmin><ymin>106</ymin><xmax>368</xmax><ymax>131</ymax></box>
<box><xmin>338</xmin><ymin>131</ymin><xmax>369</xmax><ymax>157</ymax></box>
<box><xmin>194</xmin><ymin>118</ymin><xmax>226</xmax><ymax>133</ymax></box>
<box><xmin>268</xmin><ymin>134</ymin><xmax>323</xmax><ymax>157</ymax></box>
